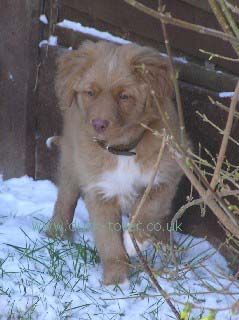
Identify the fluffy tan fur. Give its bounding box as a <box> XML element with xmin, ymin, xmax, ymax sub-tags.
<box><xmin>48</xmin><ymin>40</ymin><xmax>183</xmax><ymax>285</ymax></box>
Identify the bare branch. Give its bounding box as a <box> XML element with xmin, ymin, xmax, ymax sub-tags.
<box><xmin>225</xmin><ymin>0</ymin><xmax>239</xmax><ymax>15</ymax></box>
<box><xmin>124</xmin><ymin>0</ymin><xmax>239</xmax><ymax>46</ymax></box>
<box><xmin>170</xmin><ymin>198</ymin><xmax>204</xmax><ymax>265</ymax></box>
<box><xmin>131</xmin><ymin>134</ymin><xmax>166</xmax><ymax>225</ymax></box>
<box><xmin>160</xmin><ymin>21</ymin><xmax>186</xmax><ymax>146</ymax></box>
<box><xmin>199</xmin><ymin>48</ymin><xmax>239</xmax><ymax>62</ymax></box>
<box><xmin>147</xmin><ymin>88</ymin><xmax>238</xmax><ymax>229</ymax></box>
<box><xmin>208</xmin><ymin>81</ymin><xmax>239</xmax><ymax>191</ymax></box>
<box><xmin>129</xmin><ymin>134</ymin><xmax>180</xmax><ymax>319</ymax></box>
<box><xmin>208</xmin><ymin>96</ymin><xmax>239</xmax><ymax>119</ymax></box>
<box><xmin>174</xmin><ymin>153</ymin><xmax>239</xmax><ymax>239</ymax></box>
<box><xmin>218</xmin><ymin>0</ymin><xmax>239</xmax><ymax>38</ymax></box>
<box><xmin>208</xmin><ymin>0</ymin><xmax>239</xmax><ymax>55</ymax></box>
<box><xmin>196</xmin><ymin>111</ymin><xmax>239</xmax><ymax>146</ymax></box>
<box><xmin>208</xmin><ymin>0</ymin><xmax>233</xmax><ymax>34</ymax></box>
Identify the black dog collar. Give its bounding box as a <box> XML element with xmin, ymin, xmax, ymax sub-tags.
<box><xmin>94</xmin><ymin>130</ymin><xmax>145</xmax><ymax>156</ymax></box>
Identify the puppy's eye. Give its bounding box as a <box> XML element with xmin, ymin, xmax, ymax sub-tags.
<box><xmin>87</xmin><ymin>90</ymin><xmax>94</xmax><ymax>97</ymax></box>
<box><xmin>119</xmin><ymin>93</ymin><xmax>129</xmax><ymax>101</ymax></box>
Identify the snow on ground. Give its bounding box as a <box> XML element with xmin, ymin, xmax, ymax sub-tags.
<box><xmin>0</xmin><ymin>176</ymin><xmax>238</xmax><ymax>319</ymax></box>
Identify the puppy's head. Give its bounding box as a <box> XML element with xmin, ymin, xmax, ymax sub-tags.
<box><xmin>56</xmin><ymin>40</ymin><xmax>173</xmax><ymax>144</ymax></box>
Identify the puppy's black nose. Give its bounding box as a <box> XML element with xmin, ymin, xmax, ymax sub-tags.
<box><xmin>92</xmin><ymin>119</ymin><xmax>109</xmax><ymax>133</ymax></box>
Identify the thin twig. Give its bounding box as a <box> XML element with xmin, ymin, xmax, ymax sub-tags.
<box><xmin>219</xmin><ymin>188</ymin><xmax>239</xmax><ymax>197</ymax></box>
<box><xmin>142</xmin><ymin>117</ymin><xmax>239</xmax><ymax>238</ymax></box>
<box><xmin>129</xmin><ymin>134</ymin><xmax>180</xmax><ymax>319</ymax></box>
<box><xmin>208</xmin><ymin>96</ymin><xmax>239</xmax><ymax>119</ymax></box>
<box><xmin>101</xmin><ymin>294</ymin><xmax>234</xmax><ymax>312</ymax></box>
<box><xmin>124</xmin><ymin>0</ymin><xmax>239</xmax><ymax>228</ymax></box>
<box><xmin>142</xmin><ymin>86</ymin><xmax>238</xmax><ymax>231</ymax></box>
<box><xmin>208</xmin><ymin>80</ymin><xmax>239</xmax><ymax>192</ymax></box>
<box><xmin>196</xmin><ymin>111</ymin><xmax>239</xmax><ymax>146</ymax></box>
<box><xmin>160</xmin><ymin>21</ymin><xmax>185</xmax><ymax>146</ymax></box>
<box><xmin>199</xmin><ymin>48</ymin><xmax>239</xmax><ymax>61</ymax></box>
<box><xmin>123</xmin><ymin>0</ymin><xmax>239</xmax><ymax>309</ymax></box>
<box><xmin>174</xmin><ymin>154</ymin><xmax>239</xmax><ymax>238</ymax></box>
<box><xmin>129</xmin><ymin>235</ymin><xmax>180</xmax><ymax>318</ymax></box>
<box><xmin>150</xmin><ymin>91</ymin><xmax>237</xmax><ymax>222</ymax></box>
<box><xmin>131</xmin><ymin>134</ymin><xmax>166</xmax><ymax>225</ymax></box>
<box><xmin>170</xmin><ymin>198</ymin><xmax>203</xmax><ymax>265</ymax></box>
<box><xmin>33</xmin><ymin>63</ymin><xmax>41</xmax><ymax>92</ymax></box>
<box><xmin>101</xmin><ymin>289</ymin><xmax>239</xmax><ymax>301</ymax></box>
<box><xmin>208</xmin><ymin>0</ymin><xmax>239</xmax><ymax>55</ymax></box>
<box><xmin>218</xmin><ymin>0</ymin><xmax>239</xmax><ymax>37</ymax></box>
<box><xmin>208</xmin><ymin>0</ymin><xmax>233</xmax><ymax>34</ymax></box>
<box><xmin>225</xmin><ymin>0</ymin><xmax>239</xmax><ymax>15</ymax></box>
<box><xmin>124</xmin><ymin>0</ymin><xmax>239</xmax><ymax>46</ymax></box>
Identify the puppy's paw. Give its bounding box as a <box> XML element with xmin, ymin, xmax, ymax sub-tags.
<box><xmin>45</xmin><ymin>221</ymin><xmax>73</xmax><ymax>241</ymax></box>
<box><xmin>103</xmin><ymin>260</ymin><xmax>128</xmax><ymax>286</ymax></box>
<box><xmin>105</xmin><ymin>278</ymin><xmax>130</xmax><ymax>290</ymax></box>
<box><xmin>123</xmin><ymin>231</ymin><xmax>151</xmax><ymax>257</ymax></box>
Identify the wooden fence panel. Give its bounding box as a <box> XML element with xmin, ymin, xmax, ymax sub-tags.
<box><xmin>35</xmin><ymin>47</ymin><xmax>62</xmax><ymax>181</ymax></box>
<box><xmin>180</xmin><ymin>82</ymin><xmax>239</xmax><ymax>166</ymax></box>
<box><xmin>55</xmin><ymin>25</ymin><xmax>238</xmax><ymax>92</ymax></box>
<box><xmin>58</xmin><ymin>0</ymin><xmax>239</xmax><ymax>74</ymax></box>
<box><xmin>0</xmin><ymin>0</ymin><xmax>41</xmax><ymax>179</ymax></box>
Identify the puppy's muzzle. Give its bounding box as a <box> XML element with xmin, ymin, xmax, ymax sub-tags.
<box><xmin>92</xmin><ymin>118</ymin><xmax>109</xmax><ymax>134</ymax></box>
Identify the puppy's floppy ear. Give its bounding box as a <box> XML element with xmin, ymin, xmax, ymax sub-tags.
<box><xmin>55</xmin><ymin>40</ymin><xmax>95</xmax><ymax>110</ymax></box>
<box><xmin>130</xmin><ymin>46</ymin><xmax>173</xmax><ymax>100</ymax></box>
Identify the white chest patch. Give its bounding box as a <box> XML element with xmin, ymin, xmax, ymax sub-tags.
<box><xmin>88</xmin><ymin>156</ymin><xmax>163</xmax><ymax>214</ymax></box>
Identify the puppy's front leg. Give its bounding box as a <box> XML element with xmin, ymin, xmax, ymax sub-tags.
<box><xmin>124</xmin><ymin>182</ymin><xmax>180</xmax><ymax>256</ymax></box>
<box><xmin>47</xmin><ymin>187</ymin><xmax>79</xmax><ymax>239</ymax></box>
<box><xmin>47</xmin><ymin>168</ymin><xmax>80</xmax><ymax>239</ymax></box>
<box><xmin>85</xmin><ymin>193</ymin><xmax>129</xmax><ymax>285</ymax></box>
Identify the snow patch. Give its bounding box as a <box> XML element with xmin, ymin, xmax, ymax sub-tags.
<box><xmin>39</xmin><ymin>36</ymin><xmax>58</xmax><ymax>48</ymax></box>
<box><xmin>219</xmin><ymin>91</ymin><xmax>234</xmax><ymax>98</ymax></box>
<box><xmin>48</xmin><ymin>35</ymin><xmax>58</xmax><ymax>46</ymax></box>
<box><xmin>39</xmin><ymin>14</ymin><xmax>48</xmax><ymax>25</ymax></box>
<box><xmin>46</xmin><ymin>136</ymin><xmax>55</xmax><ymax>149</ymax></box>
<box><xmin>57</xmin><ymin>19</ymin><xmax>131</xmax><ymax>44</ymax></box>
<box><xmin>8</xmin><ymin>72</ymin><xmax>14</xmax><ymax>81</ymax></box>
<box><xmin>38</xmin><ymin>40</ymin><xmax>48</xmax><ymax>47</ymax></box>
<box><xmin>0</xmin><ymin>176</ymin><xmax>238</xmax><ymax>319</ymax></box>
<box><xmin>160</xmin><ymin>52</ymin><xmax>188</xmax><ymax>64</ymax></box>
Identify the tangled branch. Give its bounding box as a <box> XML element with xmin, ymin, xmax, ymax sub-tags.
<box><xmin>123</xmin><ymin>0</ymin><xmax>239</xmax><ymax>317</ymax></box>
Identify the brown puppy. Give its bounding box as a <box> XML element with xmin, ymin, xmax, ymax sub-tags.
<box><xmin>48</xmin><ymin>40</ymin><xmax>183</xmax><ymax>285</ymax></box>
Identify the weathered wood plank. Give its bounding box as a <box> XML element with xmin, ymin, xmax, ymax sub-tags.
<box><xmin>58</xmin><ymin>0</ymin><xmax>239</xmax><ymax>74</ymax></box>
<box><xmin>181</xmin><ymin>0</ymin><xmax>238</xmax><ymax>13</ymax></box>
<box><xmin>35</xmin><ymin>46</ymin><xmax>62</xmax><ymax>181</ymax></box>
<box><xmin>0</xmin><ymin>0</ymin><xmax>41</xmax><ymax>179</ymax></box>
<box><xmin>180</xmin><ymin>0</ymin><xmax>211</xmax><ymax>12</ymax></box>
<box><xmin>180</xmin><ymin>81</ymin><xmax>239</xmax><ymax>165</ymax></box>
<box><xmin>178</xmin><ymin>61</ymin><xmax>238</xmax><ymax>93</ymax></box>
<box><xmin>55</xmin><ymin>26</ymin><xmax>238</xmax><ymax>93</ymax></box>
